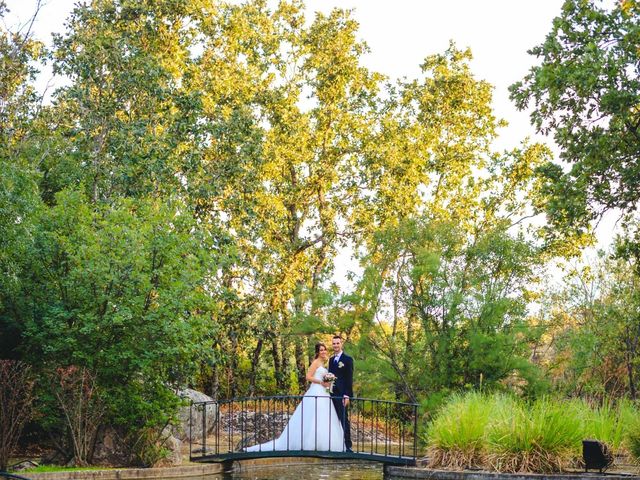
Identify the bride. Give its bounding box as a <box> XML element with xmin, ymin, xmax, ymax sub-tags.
<box><xmin>245</xmin><ymin>342</ymin><xmax>345</xmax><ymax>452</ymax></box>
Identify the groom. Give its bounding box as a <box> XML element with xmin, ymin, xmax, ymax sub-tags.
<box><xmin>328</xmin><ymin>335</ymin><xmax>353</xmax><ymax>452</ymax></box>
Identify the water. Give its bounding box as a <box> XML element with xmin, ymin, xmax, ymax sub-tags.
<box><xmin>217</xmin><ymin>462</ymin><xmax>387</xmax><ymax>480</ymax></box>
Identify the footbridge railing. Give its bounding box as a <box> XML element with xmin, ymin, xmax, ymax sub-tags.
<box><xmin>189</xmin><ymin>395</ymin><xmax>419</xmax><ymax>465</ymax></box>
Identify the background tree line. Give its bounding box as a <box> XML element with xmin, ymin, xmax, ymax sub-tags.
<box><xmin>0</xmin><ymin>0</ymin><xmax>638</xmax><ymax>467</ymax></box>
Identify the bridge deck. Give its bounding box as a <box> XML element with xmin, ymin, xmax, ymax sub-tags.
<box><xmin>191</xmin><ymin>450</ymin><xmax>416</xmax><ymax>466</ymax></box>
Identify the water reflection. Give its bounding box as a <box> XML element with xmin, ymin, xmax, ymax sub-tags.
<box><xmin>219</xmin><ymin>462</ymin><xmax>385</xmax><ymax>480</ymax></box>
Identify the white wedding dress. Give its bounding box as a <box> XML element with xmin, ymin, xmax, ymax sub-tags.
<box><xmin>245</xmin><ymin>366</ymin><xmax>345</xmax><ymax>452</ymax></box>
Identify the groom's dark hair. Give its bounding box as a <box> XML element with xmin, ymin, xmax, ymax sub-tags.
<box><xmin>314</xmin><ymin>342</ymin><xmax>326</xmax><ymax>359</ymax></box>
<box><xmin>332</xmin><ymin>335</ymin><xmax>343</xmax><ymax>341</ymax></box>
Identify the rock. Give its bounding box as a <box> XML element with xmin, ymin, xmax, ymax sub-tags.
<box><xmin>92</xmin><ymin>426</ymin><xmax>129</xmax><ymax>466</ymax></box>
<box><xmin>172</xmin><ymin>388</ymin><xmax>218</xmax><ymax>442</ymax></box>
<box><xmin>165</xmin><ymin>434</ymin><xmax>183</xmax><ymax>466</ymax></box>
<box><xmin>222</xmin><ymin>411</ymin><xmax>292</xmax><ymax>450</ymax></box>
<box><xmin>179</xmin><ymin>387</ymin><xmax>214</xmax><ymax>405</ymax></box>
<box><xmin>220</xmin><ymin>411</ymin><xmax>291</xmax><ymax>444</ymax></box>
<box><xmin>154</xmin><ymin>433</ymin><xmax>183</xmax><ymax>467</ymax></box>
<box><xmin>40</xmin><ymin>449</ymin><xmax>70</xmax><ymax>466</ymax></box>
<box><xmin>11</xmin><ymin>460</ymin><xmax>39</xmax><ymax>471</ymax></box>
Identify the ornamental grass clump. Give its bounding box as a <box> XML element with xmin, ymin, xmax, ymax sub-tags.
<box><xmin>627</xmin><ymin>429</ymin><xmax>640</xmax><ymax>462</ymax></box>
<box><xmin>424</xmin><ymin>392</ymin><xmax>640</xmax><ymax>473</ymax></box>
<box><xmin>581</xmin><ymin>398</ymin><xmax>634</xmax><ymax>453</ymax></box>
<box><xmin>426</xmin><ymin>392</ymin><xmax>507</xmax><ymax>469</ymax></box>
<box><xmin>486</xmin><ymin>397</ymin><xmax>584</xmax><ymax>473</ymax></box>
<box><xmin>624</xmin><ymin>409</ymin><xmax>640</xmax><ymax>463</ymax></box>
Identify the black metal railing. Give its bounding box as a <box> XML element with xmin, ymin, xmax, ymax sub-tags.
<box><xmin>189</xmin><ymin>395</ymin><xmax>418</xmax><ymax>465</ymax></box>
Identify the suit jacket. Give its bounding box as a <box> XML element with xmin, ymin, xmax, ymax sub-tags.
<box><xmin>328</xmin><ymin>352</ymin><xmax>354</xmax><ymax>398</ymax></box>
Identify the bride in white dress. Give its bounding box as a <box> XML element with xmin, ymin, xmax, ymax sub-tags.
<box><xmin>245</xmin><ymin>343</ymin><xmax>345</xmax><ymax>452</ymax></box>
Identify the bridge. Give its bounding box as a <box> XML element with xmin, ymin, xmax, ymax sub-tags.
<box><xmin>189</xmin><ymin>395</ymin><xmax>419</xmax><ymax>466</ymax></box>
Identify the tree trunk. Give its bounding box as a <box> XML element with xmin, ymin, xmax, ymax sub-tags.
<box><xmin>281</xmin><ymin>338</ymin><xmax>290</xmax><ymax>392</ymax></box>
<box><xmin>295</xmin><ymin>337</ymin><xmax>308</xmax><ymax>393</ymax></box>
<box><xmin>626</xmin><ymin>328</ymin><xmax>637</xmax><ymax>400</ymax></box>
<box><xmin>210</xmin><ymin>361</ymin><xmax>219</xmax><ymax>400</ymax></box>
<box><xmin>271</xmin><ymin>336</ymin><xmax>286</xmax><ymax>392</ymax></box>
<box><xmin>249</xmin><ymin>338</ymin><xmax>263</xmax><ymax>396</ymax></box>
<box><xmin>228</xmin><ymin>333</ymin><xmax>238</xmax><ymax>398</ymax></box>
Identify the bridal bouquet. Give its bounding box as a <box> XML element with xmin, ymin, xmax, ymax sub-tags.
<box><xmin>322</xmin><ymin>373</ymin><xmax>336</xmax><ymax>383</ymax></box>
<box><xmin>322</xmin><ymin>373</ymin><xmax>336</xmax><ymax>393</ymax></box>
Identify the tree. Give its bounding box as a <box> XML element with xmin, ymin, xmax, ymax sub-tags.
<box><xmin>0</xmin><ymin>0</ymin><xmax>46</xmax><ymax>358</ymax></box>
<box><xmin>350</xmin><ymin>221</ymin><xmax>546</xmax><ymax>403</ymax></box>
<box><xmin>344</xmin><ymin>47</ymin><xmax>550</xmax><ymax>403</ymax></box>
<box><xmin>47</xmin><ymin>0</ymin><xmax>208</xmax><ymax>203</ymax></box>
<box><xmin>511</xmin><ymin>0</ymin><xmax>640</xmax><ymax>239</ymax></box>
<box><xmin>187</xmin><ymin>1</ymin><xmax>382</xmax><ymax>394</ymax></box>
<box><xmin>0</xmin><ymin>0</ymin><xmax>560</xmax><ymax>430</ymax></box>
<box><xmin>541</xmin><ymin>245</ymin><xmax>640</xmax><ymax>400</ymax></box>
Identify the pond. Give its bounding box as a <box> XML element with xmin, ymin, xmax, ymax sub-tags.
<box><xmin>215</xmin><ymin>462</ymin><xmax>397</xmax><ymax>480</ymax></box>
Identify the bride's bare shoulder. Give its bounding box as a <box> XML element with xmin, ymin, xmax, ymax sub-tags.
<box><xmin>309</xmin><ymin>358</ymin><xmax>324</xmax><ymax>370</ymax></box>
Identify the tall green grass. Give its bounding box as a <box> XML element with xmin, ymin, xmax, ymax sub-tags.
<box><xmin>426</xmin><ymin>392</ymin><xmax>510</xmax><ymax>469</ymax></box>
<box><xmin>624</xmin><ymin>410</ymin><xmax>640</xmax><ymax>461</ymax></box>
<box><xmin>424</xmin><ymin>391</ymin><xmax>640</xmax><ymax>473</ymax></box>
<box><xmin>580</xmin><ymin>398</ymin><xmax>635</xmax><ymax>452</ymax></box>
<box><xmin>486</xmin><ymin>398</ymin><xmax>583</xmax><ymax>472</ymax></box>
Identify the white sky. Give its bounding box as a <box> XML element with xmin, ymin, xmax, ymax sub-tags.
<box><xmin>307</xmin><ymin>1</ymin><xmax>565</xmax><ymax>152</ymax></box>
<box><xmin>4</xmin><ymin>0</ymin><xmax>620</xmax><ymax>285</ymax></box>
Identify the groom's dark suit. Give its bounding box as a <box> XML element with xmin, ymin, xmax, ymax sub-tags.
<box><xmin>328</xmin><ymin>351</ymin><xmax>353</xmax><ymax>450</ymax></box>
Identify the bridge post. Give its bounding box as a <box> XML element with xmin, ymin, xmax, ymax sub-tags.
<box><xmin>222</xmin><ymin>459</ymin><xmax>234</xmax><ymax>472</ymax></box>
<box><xmin>413</xmin><ymin>403</ymin><xmax>418</xmax><ymax>460</ymax></box>
<box><xmin>202</xmin><ymin>402</ymin><xmax>207</xmax><ymax>456</ymax></box>
<box><xmin>189</xmin><ymin>401</ymin><xmax>192</xmax><ymax>459</ymax></box>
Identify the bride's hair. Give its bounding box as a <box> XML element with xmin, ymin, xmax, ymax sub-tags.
<box><xmin>314</xmin><ymin>342</ymin><xmax>326</xmax><ymax>359</ymax></box>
